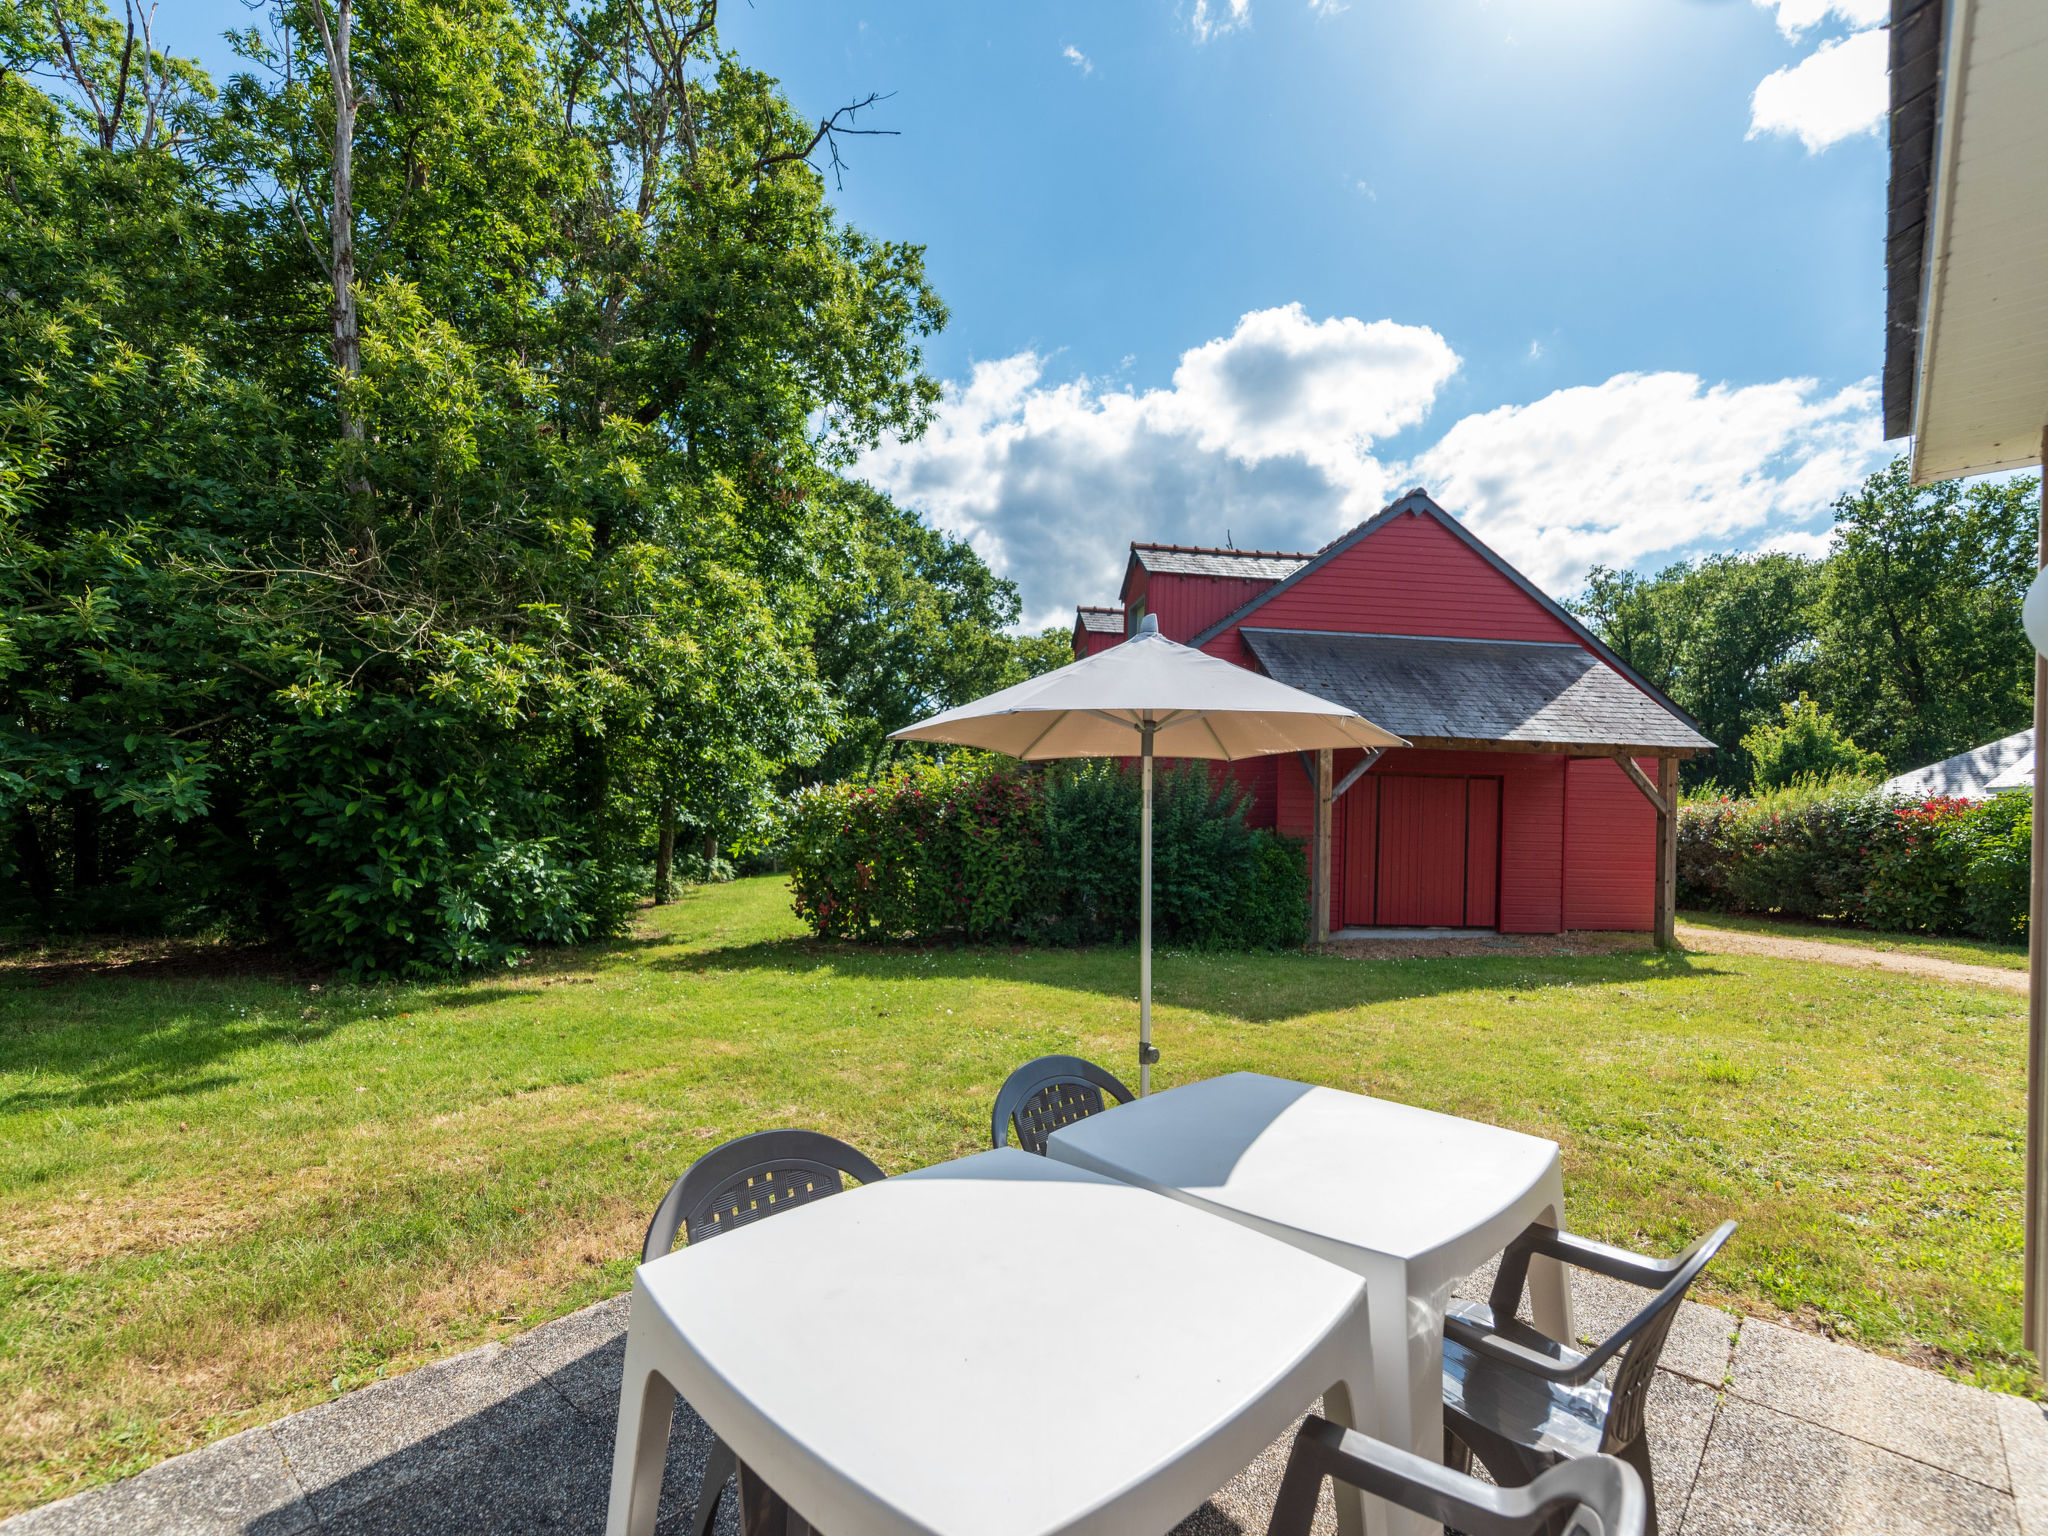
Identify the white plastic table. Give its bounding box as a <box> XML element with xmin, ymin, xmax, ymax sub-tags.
<box><xmin>603</xmin><ymin>1146</ymin><xmax>1378</xmax><ymax>1536</ymax></box>
<box><xmin>1047</xmin><ymin>1073</ymin><xmax>1573</xmax><ymax>1536</ymax></box>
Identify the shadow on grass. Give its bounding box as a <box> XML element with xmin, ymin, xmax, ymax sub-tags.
<box><xmin>608</xmin><ymin>929</ymin><xmax>1730</xmax><ymax>1024</ymax></box>
<box><xmin>0</xmin><ymin>1001</ymin><xmax>345</xmax><ymax>1113</ymax></box>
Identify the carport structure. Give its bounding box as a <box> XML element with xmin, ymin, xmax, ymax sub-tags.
<box><xmin>1076</xmin><ymin>491</ymin><xmax>1713</xmax><ymax>947</ymax></box>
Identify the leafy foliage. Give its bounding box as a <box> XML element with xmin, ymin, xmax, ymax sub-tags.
<box><xmin>806</xmin><ymin>481</ymin><xmax>1066</xmax><ymax>785</ymax></box>
<box><xmin>1740</xmin><ymin>695</ymin><xmax>1882</xmax><ymax>790</ymax></box>
<box><xmin>786</xmin><ymin>754</ymin><xmax>1307</xmax><ymax>950</ymax></box>
<box><xmin>1678</xmin><ymin>779</ymin><xmax>2028</xmax><ymax>942</ymax></box>
<box><xmin>0</xmin><ymin>0</ymin><xmax>955</xmax><ymax>972</ymax></box>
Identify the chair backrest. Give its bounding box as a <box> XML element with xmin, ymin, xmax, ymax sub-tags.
<box><xmin>641</xmin><ymin>1129</ymin><xmax>888</xmax><ymax>1263</ymax></box>
<box><xmin>1269</xmin><ymin>1416</ymin><xmax>1644</xmax><ymax>1536</ymax></box>
<box><xmin>1595</xmin><ymin>1221</ymin><xmax>1737</xmax><ymax>1454</ymax></box>
<box><xmin>989</xmin><ymin>1053</ymin><xmax>1135</xmax><ymax>1155</ymax></box>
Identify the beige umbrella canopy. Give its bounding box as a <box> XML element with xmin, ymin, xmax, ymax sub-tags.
<box><xmin>893</xmin><ymin>616</ymin><xmax>1406</xmax><ymax>1092</ymax></box>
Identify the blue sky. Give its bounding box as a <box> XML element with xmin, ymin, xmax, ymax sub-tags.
<box><xmin>164</xmin><ymin>0</ymin><xmax>1898</xmax><ymax>627</ymax></box>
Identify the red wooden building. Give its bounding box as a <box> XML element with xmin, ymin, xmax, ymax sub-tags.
<box><xmin>1071</xmin><ymin>490</ymin><xmax>1712</xmax><ymax>941</ymax></box>
<box><xmin>1071</xmin><ymin>606</ymin><xmax>1126</xmax><ymax>657</ymax></box>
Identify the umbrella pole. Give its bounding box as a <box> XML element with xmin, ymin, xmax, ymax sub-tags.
<box><xmin>1140</xmin><ymin>726</ymin><xmax>1155</xmax><ymax>1096</ymax></box>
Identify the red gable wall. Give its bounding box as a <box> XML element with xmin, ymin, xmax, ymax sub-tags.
<box><xmin>1142</xmin><ymin>575</ymin><xmax>1282</xmax><ymax>642</ymax></box>
<box><xmin>1195</xmin><ymin>505</ymin><xmax>1667</xmax><ymax>934</ymax></box>
<box><xmin>1200</xmin><ymin>509</ymin><xmax>1579</xmax><ymax>662</ymax></box>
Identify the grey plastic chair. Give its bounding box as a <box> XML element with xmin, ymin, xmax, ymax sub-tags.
<box><xmin>1269</xmin><ymin>1415</ymin><xmax>1644</xmax><ymax>1536</ymax></box>
<box><xmin>989</xmin><ymin>1053</ymin><xmax>1135</xmax><ymax>1154</ymax></box>
<box><xmin>641</xmin><ymin>1129</ymin><xmax>887</xmax><ymax>1536</ymax></box>
<box><xmin>1441</xmin><ymin>1220</ymin><xmax>1737</xmax><ymax>1536</ymax></box>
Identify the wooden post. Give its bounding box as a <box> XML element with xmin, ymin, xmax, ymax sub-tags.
<box><xmin>1655</xmin><ymin>755</ymin><xmax>1678</xmax><ymax>950</ymax></box>
<box><xmin>2027</xmin><ymin>421</ymin><xmax>2048</xmax><ymax>1356</ymax></box>
<box><xmin>1314</xmin><ymin>748</ymin><xmax>1333</xmax><ymax>944</ymax></box>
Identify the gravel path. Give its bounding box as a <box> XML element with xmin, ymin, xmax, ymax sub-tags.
<box><xmin>1674</xmin><ymin>922</ymin><xmax>2027</xmax><ymax>993</ymax></box>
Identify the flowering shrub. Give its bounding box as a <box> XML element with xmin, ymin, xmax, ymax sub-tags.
<box><xmin>786</xmin><ymin>754</ymin><xmax>1306</xmax><ymax>948</ymax></box>
<box><xmin>1678</xmin><ymin>778</ymin><xmax>2029</xmax><ymax>941</ymax></box>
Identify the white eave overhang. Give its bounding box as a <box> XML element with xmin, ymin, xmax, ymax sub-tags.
<box><xmin>1909</xmin><ymin>0</ymin><xmax>2048</xmax><ymax>484</ymax></box>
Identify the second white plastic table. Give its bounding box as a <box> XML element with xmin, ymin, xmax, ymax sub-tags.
<box><xmin>1047</xmin><ymin>1072</ymin><xmax>1574</xmax><ymax>1536</ymax></box>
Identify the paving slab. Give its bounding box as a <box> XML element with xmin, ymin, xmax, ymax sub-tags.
<box><xmin>1726</xmin><ymin>1318</ymin><xmax>2007</xmax><ymax>1488</ymax></box>
<box><xmin>1999</xmin><ymin>1392</ymin><xmax>2048</xmax><ymax>1536</ymax></box>
<box><xmin>0</xmin><ymin>1425</ymin><xmax>311</xmax><ymax>1536</ymax></box>
<box><xmin>1683</xmin><ymin>1397</ymin><xmax>2016</xmax><ymax>1536</ymax></box>
<box><xmin>271</xmin><ymin>1340</ymin><xmax>576</xmax><ymax>1522</ymax></box>
<box><xmin>504</xmin><ymin>1297</ymin><xmax>631</xmax><ymax>1420</ymax></box>
<box><xmin>1642</xmin><ymin>1373</ymin><xmax>1719</xmax><ymax>1529</ymax></box>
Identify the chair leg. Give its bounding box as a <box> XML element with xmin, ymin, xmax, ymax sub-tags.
<box><xmin>689</xmin><ymin>1436</ymin><xmax>736</xmax><ymax>1536</ymax></box>
<box><xmin>738</xmin><ymin>1460</ymin><xmax>810</xmax><ymax>1536</ymax></box>
<box><xmin>1616</xmin><ymin>1434</ymin><xmax>1660</xmax><ymax>1536</ymax></box>
<box><xmin>1443</xmin><ymin>1429</ymin><xmax>1473</xmax><ymax>1476</ymax></box>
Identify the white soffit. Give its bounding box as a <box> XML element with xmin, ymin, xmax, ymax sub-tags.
<box><xmin>1911</xmin><ymin>0</ymin><xmax>2048</xmax><ymax>484</ymax></box>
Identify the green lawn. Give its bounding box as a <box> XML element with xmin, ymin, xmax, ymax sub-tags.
<box><xmin>0</xmin><ymin>875</ymin><xmax>2036</xmax><ymax>1515</ymax></box>
<box><xmin>1678</xmin><ymin>908</ymin><xmax>2030</xmax><ymax>971</ymax></box>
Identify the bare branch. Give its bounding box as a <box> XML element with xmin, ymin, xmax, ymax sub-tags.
<box><xmin>757</xmin><ymin>92</ymin><xmax>898</xmax><ymax>190</ymax></box>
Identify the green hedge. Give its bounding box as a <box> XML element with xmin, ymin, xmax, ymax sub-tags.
<box><xmin>1678</xmin><ymin>779</ymin><xmax>2030</xmax><ymax>941</ymax></box>
<box><xmin>786</xmin><ymin>754</ymin><xmax>1307</xmax><ymax>948</ymax></box>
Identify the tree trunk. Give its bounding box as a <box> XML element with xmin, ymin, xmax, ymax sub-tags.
<box><xmin>654</xmin><ymin>798</ymin><xmax>675</xmax><ymax>905</ymax></box>
<box><xmin>12</xmin><ymin>814</ymin><xmax>54</xmax><ymax>921</ymax></box>
<box><xmin>67</xmin><ymin>790</ymin><xmax>99</xmax><ymax>893</ymax></box>
<box><xmin>703</xmin><ymin>833</ymin><xmax>716</xmax><ymax>868</ymax></box>
<box><xmin>309</xmin><ymin>0</ymin><xmax>361</xmax><ymax>440</ymax></box>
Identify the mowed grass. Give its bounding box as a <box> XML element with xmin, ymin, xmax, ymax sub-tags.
<box><xmin>0</xmin><ymin>876</ymin><xmax>2035</xmax><ymax>1514</ymax></box>
<box><xmin>1678</xmin><ymin>908</ymin><xmax>2031</xmax><ymax>972</ymax></box>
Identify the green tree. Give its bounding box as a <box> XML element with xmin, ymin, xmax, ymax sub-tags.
<box><xmin>1740</xmin><ymin>695</ymin><xmax>1883</xmax><ymax>789</ymax></box>
<box><xmin>1812</xmin><ymin>458</ymin><xmax>2038</xmax><ymax>770</ymax></box>
<box><xmin>0</xmin><ymin>0</ymin><xmax>948</xmax><ymax>970</ymax></box>
<box><xmin>1573</xmin><ymin>552</ymin><xmax>1820</xmax><ymax>788</ymax></box>
<box><xmin>807</xmin><ymin>480</ymin><xmax>1063</xmax><ymax>784</ymax></box>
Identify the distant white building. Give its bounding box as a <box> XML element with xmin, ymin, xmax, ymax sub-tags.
<box><xmin>1879</xmin><ymin>728</ymin><xmax>2033</xmax><ymax>800</ymax></box>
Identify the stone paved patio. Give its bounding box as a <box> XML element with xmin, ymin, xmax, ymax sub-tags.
<box><xmin>6</xmin><ymin>1267</ymin><xmax>2043</xmax><ymax>1536</ymax></box>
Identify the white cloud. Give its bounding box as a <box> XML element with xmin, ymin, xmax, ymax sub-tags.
<box><xmin>1062</xmin><ymin>44</ymin><xmax>1093</xmax><ymax>75</ymax></box>
<box><xmin>1190</xmin><ymin>0</ymin><xmax>1250</xmax><ymax>43</ymax></box>
<box><xmin>1748</xmin><ymin>26</ymin><xmax>1888</xmax><ymax>151</ymax></box>
<box><xmin>1752</xmin><ymin>0</ymin><xmax>1887</xmax><ymax>40</ymax></box>
<box><xmin>860</xmin><ymin>313</ymin><xmax>1886</xmax><ymax>628</ymax></box>
<box><xmin>857</xmin><ymin>305</ymin><xmax>1457</xmax><ymax>627</ymax></box>
<box><xmin>1396</xmin><ymin>372</ymin><xmax>1884</xmax><ymax>591</ymax></box>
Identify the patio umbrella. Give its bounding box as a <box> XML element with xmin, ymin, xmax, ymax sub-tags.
<box><xmin>891</xmin><ymin>615</ymin><xmax>1406</xmax><ymax>1093</ymax></box>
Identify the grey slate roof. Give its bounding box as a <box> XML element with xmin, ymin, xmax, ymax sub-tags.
<box><xmin>1879</xmin><ymin>727</ymin><xmax>2031</xmax><ymax>800</ymax></box>
<box><xmin>1075</xmin><ymin>607</ymin><xmax>1125</xmax><ymax>634</ymax></box>
<box><xmin>1131</xmin><ymin>545</ymin><xmax>1311</xmax><ymax>581</ymax></box>
<box><xmin>1240</xmin><ymin>629</ymin><xmax>1714</xmax><ymax>750</ymax></box>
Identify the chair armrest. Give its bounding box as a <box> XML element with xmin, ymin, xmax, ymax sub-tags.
<box><xmin>1481</xmin><ymin>1219</ymin><xmax>1739</xmax><ymax>1387</ymax></box>
<box><xmin>1267</xmin><ymin>1416</ymin><xmax>1644</xmax><ymax>1536</ymax></box>
<box><xmin>1445</xmin><ymin>1312</ymin><xmax>1604</xmax><ymax>1387</ymax></box>
<box><xmin>1486</xmin><ymin>1225</ymin><xmax>1678</xmax><ymax>1322</ymax></box>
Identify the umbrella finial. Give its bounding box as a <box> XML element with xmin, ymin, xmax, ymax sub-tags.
<box><xmin>1139</xmin><ymin>614</ymin><xmax>1160</xmax><ymax>635</ymax></box>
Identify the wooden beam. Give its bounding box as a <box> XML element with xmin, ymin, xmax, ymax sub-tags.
<box><xmin>1654</xmin><ymin>754</ymin><xmax>1678</xmax><ymax>950</ymax></box>
<box><xmin>1611</xmin><ymin>752</ymin><xmax>1672</xmax><ymax>819</ymax></box>
<box><xmin>1331</xmin><ymin>748</ymin><xmax>1383</xmax><ymax>803</ymax></box>
<box><xmin>1396</xmin><ymin>735</ymin><xmax>1701</xmax><ymax>759</ymax></box>
<box><xmin>1313</xmin><ymin>747</ymin><xmax>1333</xmax><ymax>945</ymax></box>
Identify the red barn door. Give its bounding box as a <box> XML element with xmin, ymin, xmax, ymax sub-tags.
<box><xmin>1342</xmin><ymin>777</ymin><xmax>1378</xmax><ymax>927</ymax></box>
<box><xmin>1376</xmin><ymin>776</ymin><xmax>1467</xmax><ymax>926</ymax></box>
<box><xmin>1369</xmin><ymin>774</ymin><xmax>1504</xmax><ymax>929</ymax></box>
<box><xmin>1465</xmin><ymin>778</ymin><xmax>1501</xmax><ymax>927</ymax></box>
